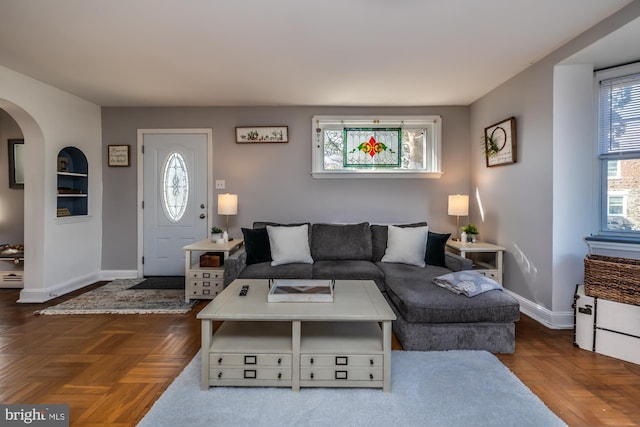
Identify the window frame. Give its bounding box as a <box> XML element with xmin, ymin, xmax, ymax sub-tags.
<box><xmin>311</xmin><ymin>115</ymin><xmax>442</xmax><ymax>179</ymax></box>
<box><xmin>596</xmin><ymin>62</ymin><xmax>640</xmax><ymax>237</ymax></box>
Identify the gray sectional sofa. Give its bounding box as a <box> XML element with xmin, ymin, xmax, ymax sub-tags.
<box><xmin>224</xmin><ymin>221</ymin><xmax>520</xmax><ymax>354</ymax></box>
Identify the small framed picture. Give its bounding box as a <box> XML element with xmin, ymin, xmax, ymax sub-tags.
<box><xmin>236</xmin><ymin>126</ymin><xmax>288</xmax><ymax>144</ymax></box>
<box><xmin>108</xmin><ymin>145</ymin><xmax>130</xmax><ymax>167</ymax></box>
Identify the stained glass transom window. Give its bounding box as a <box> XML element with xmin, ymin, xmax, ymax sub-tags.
<box><xmin>162</xmin><ymin>152</ymin><xmax>189</xmax><ymax>222</ymax></box>
<box><xmin>344</xmin><ymin>128</ymin><xmax>401</xmax><ymax>167</ymax></box>
<box><xmin>312</xmin><ymin>116</ymin><xmax>441</xmax><ymax>178</ymax></box>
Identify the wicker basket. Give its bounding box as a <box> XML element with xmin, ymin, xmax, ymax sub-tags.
<box><xmin>584</xmin><ymin>254</ymin><xmax>640</xmax><ymax>306</ymax></box>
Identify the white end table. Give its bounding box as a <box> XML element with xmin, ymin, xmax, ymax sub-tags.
<box><xmin>446</xmin><ymin>240</ymin><xmax>505</xmax><ymax>284</ymax></box>
<box><xmin>183</xmin><ymin>239</ymin><xmax>243</xmax><ymax>302</ymax></box>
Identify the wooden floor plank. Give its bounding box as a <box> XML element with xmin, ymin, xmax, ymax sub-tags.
<box><xmin>1</xmin><ymin>285</ymin><xmax>640</xmax><ymax>426</ymax></box>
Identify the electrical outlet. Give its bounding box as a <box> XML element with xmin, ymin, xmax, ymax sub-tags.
<box><xmin>215</xmin><ymin>180</ymin><xmax>225</xmax><ymax>190</ymax></box>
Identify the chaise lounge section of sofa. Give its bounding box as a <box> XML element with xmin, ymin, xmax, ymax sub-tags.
<box><xmin>224</xmin><ymin>221</ymin><xmax>520</xmax><ymax>353</ymax></box>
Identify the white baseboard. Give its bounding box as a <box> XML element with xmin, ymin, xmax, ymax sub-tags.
<box><xmin>17</xmin><ymin>270</ymin><xmax>140</xmax><ymax>303</ymax></box>
<box><xmin>18</xmin><ymin>272</ymin><xmax>102</xmax><ymax>303</ymax></box>
<box><xmin>100</xmin><ymin>270</ymin><xmax>139</xmax><ymax>281</ymax></box>
<box><xmin>505</xmin><ymin>289</ymin><xmax>574</xmax><ymax>329</ymax></box>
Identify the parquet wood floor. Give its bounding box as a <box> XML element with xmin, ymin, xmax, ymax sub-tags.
<box><xmin>1</xmin><ymin>284</ymin><xmax>639</xmax><ymax>426</ymax></box>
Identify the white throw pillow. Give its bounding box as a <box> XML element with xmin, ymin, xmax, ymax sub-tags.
<box><xmin>266</xmin><ymin>225</ymin><xmax>314</xmax><ymax>266</ymax></box>
<box><xmin>381</xmin><ymin>225</ymin><xmax>429</xmax><ymax>267</ymax></box>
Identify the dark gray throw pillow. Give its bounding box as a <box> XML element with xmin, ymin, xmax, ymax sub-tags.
<box><xmin>425</xmin><ymin>231</ymin><xmax>451</xmax><ymax>267</ymax></box>
<box><xmin>242</xmin><ymin>227</ymin><xmax>272</xmax><ymax>265</ymax></box>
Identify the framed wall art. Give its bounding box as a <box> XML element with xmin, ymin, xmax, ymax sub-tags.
<box><xmin>483</xmin><ymin>117</ymin><xmax>517</xmax><ymax>167</ymax></box>
<box><xmin>108</xmin><ymin>145</ymin><xmax>130</xmax><ymax>167</ymax></box>
<box><xmin>8</xmin><ymin>139</ymin><xmax>24</xmax><ymax>189</ymax></box>
<box><xmin>236</xmin><ymin>126</ymin><xmax>288</xmax><ymax>144</ymax></box>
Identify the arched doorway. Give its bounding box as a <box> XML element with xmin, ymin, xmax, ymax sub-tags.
<box><xmin>0</xmin><ymin>99</ymin><xmax>46</xmax><ymax>301</ymax></box>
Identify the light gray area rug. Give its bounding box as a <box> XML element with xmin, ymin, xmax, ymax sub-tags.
<box><xmin>138</xmin><ymin>350</ymin><xmax>566</xmax><ymax>427</ymax></box>
<box><xmin>35</xmin><ymin>279</ymin><xmax>195</xmax><ymax>315</ymax></box>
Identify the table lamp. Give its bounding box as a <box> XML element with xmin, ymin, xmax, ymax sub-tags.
<box><xmin>217</xmin><ymin>193</ymin><xmax>238</xmax><ymax>240</ymax></box>
<box><xmin>448</xmin><ymin>194</ymin><xmax>469</xmax><ymax>241</ymax></box>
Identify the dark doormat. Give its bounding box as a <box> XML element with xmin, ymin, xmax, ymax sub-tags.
<box><xmin>130</xmin><ymin>276</ymin><xmax>185</xmax><ymax>290</ymax></box>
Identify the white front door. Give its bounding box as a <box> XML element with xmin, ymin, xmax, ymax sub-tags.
<box><xmin>141</xmin><ymin>131</ymin><xmax>209</xmax><ymax>276</ymax></box>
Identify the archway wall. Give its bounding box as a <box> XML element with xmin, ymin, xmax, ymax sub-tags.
<box><xmin>0</xmin><ymin>65</ymin><xmax>103</xmax><ymax>302</ymax></box>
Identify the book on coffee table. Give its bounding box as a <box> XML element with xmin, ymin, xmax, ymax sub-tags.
<box><xmin>268</xmin><ymin>279</ymin><xmax>334</xmax><ymax>303</ymax></box>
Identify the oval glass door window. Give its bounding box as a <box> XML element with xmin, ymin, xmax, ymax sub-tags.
<box><xmin>162</xmin><ymin>152</ymin><xmax>189</xmax><ymax>222</ymax></box>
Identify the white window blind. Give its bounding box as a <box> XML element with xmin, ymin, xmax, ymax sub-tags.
<box><xmin>599</xmin><ymin>72</ymin><xmax>640</xmax><ymax>155</ymax></box>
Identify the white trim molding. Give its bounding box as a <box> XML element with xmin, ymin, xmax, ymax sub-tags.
<box><xmin>505</xmin><ymin>289</ymin><xmax>575</xmax><ymax>330</ymax></box>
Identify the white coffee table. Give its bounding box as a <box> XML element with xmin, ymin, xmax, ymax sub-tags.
<box><xmin>197</xmin><ymin>279</ymin><xmax>396</xmax><ymax>391</ymax></box>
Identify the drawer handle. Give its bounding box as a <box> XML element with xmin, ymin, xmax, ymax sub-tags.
<box><xmin>244</xmin><ymin>370</ymin><xmax>257</xmax><ymax>379</ymax></box>
<box><xmin>277</xmin><ymin>358</ymin><xmax>282</xmax><ymax>364</ymax></box>
<box><xmin>244</xmin><ymin>355</ymin><xmax>257</xmax><ymax>365</ymax></box>
<box><xmin>335</xmin><ymin>370</ymin><xmax>348</xmax><ymax>380</ymax></box>
<box><xmin>218</xmin><ymin>358</ymin><xmax>223</xmax><ymax>364</ymax></box>
<box><xmin>335</xmin><ymin>356</ymin><xmax>348</xmax><ymax>366</ymax></box>
<box><xmin>310</xmin><ymin>372</ymin><xmax>314</xmax><ymax>379</ymax></box>
<box><xmin>218</xmin><ymin>372</ymin><xmax>222</xmax><ymax>378</ymax></box>
<box><xmin>310</xmin><ymin>358</ymin><xmax>314</xmax><ymax>364</ymax></box>
<box><xmin>370</xmin><ymin>359</ymin><xmax>374</xmax><ymax>365</ymax></box>
<box><xmin>370</xmin><ymin>373</ymin><xmax>374</xmax><ymax>380</ymax></box>
<box><xmin>278</xmin><ymin>373</ymin><xmax>282</xmax><ymax>379</ymax></box>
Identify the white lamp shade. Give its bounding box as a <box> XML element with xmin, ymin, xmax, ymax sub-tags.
<box><xmin>448</xmin><ymin>194</ymin><xmax>469</xmax><ymax>216</ymax></box>
<box><xmin>217</xmin><ymin>193</ymin><xmax>238</xmax><ymax>215</ymax></box>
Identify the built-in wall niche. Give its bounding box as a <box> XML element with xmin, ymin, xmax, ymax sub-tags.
<box><xmin>56</xmin><ymin>147</ymin><xmax>88</xmax><ymax>217</ymax></box>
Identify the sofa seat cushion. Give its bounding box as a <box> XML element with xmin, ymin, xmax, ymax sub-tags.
<box><xmin>312</xmin><ymin>260</ymin><xmax>384</xmax><ymax>281</ymax></box>
<box><xmin>238</xmin><ymin>262</ymin><xmax>313</xmax><ymax>280</ymax></box>
<box><xmin>377</xmin><ymin>262</ymin><xmax>520</xmax><ymax>324</ymax></box>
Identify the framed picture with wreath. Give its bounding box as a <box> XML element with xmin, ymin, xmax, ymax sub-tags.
<box><xmin>482</xmin><ymin>117</ymin><xmax>516</xmax><ymax>167</ymax></box>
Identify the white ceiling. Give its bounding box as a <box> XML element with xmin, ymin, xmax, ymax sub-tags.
<box><xmin>0</xmin><ymin>0</ymin><xmax>634</xmax><ymax>107</ymax></box>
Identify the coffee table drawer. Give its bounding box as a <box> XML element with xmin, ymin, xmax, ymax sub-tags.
<box><xmin>300</xmin><ymin>367</ymin><xmax>383</xmax><ymax>381</ymax></box>
<box><xmin>211</xmin><ymin>367</ymin><xmax>292</xmax><ymax>381</ymax></box>
<box><xmin>210</xmin><ymin>353</ymin><xmax>291</xmax><ymax>367</ymax></box>
<box><xmin>301</xmin><ymin>354</ymin><xmax>382</xmax><ymax>368</ymax></box>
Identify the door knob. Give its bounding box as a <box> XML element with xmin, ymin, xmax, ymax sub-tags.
<box><xmin>199</xmin><ymin>214</ymin><xmax>206</xmax><ymax>219</ymax></box>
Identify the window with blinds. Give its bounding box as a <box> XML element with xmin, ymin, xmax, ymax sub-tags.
<box><xmin>599</xmin><ymin>72</ymin><xmax>640</xmax><ymax>156</ymax></box>
<box><xmin>597</xmin><ymin>64</ymin><xmax>640</xmax><ymax>235</ymax></box>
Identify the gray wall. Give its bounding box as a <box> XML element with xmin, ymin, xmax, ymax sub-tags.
<box><xmin>101</xmin><ymin>106</ymin><xmax>470</xmax><ymax>270</ymax></box>
<box><xmin>470</xmin><ymin>3</ymin><xmax>640</xmax><ymax>320</ymax></box>
<box><xmin>0</xmin><ymin>108</ymin><xmax>24</xmax><ymax>244</ymax></box>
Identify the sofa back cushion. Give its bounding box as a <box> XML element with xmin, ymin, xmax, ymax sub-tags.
<box><xmin>310</xmin><ymin>222</ymin><xmax>372</xmax><ymax>261</ymax></box>
<box><xmin>371</xmin><ymin>222</ymin><xmax>428</xmax><ymax>262</ymax></box>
